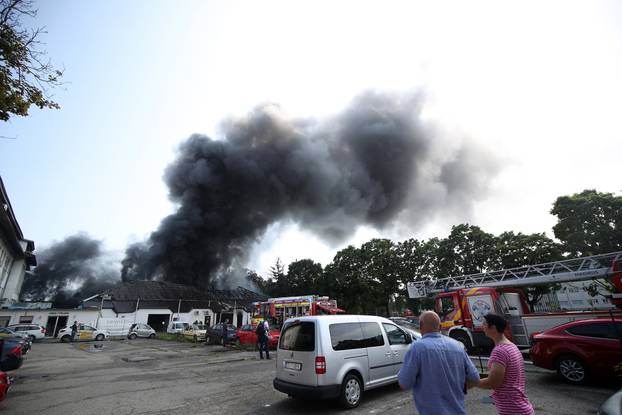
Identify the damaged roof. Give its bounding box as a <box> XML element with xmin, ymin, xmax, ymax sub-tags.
<box><xmin>82</xmin><ymin>280</ymin><xmax>268</xmax><ymax>314</ymax></box>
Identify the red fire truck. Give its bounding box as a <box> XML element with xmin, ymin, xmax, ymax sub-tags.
<box><xmin>407</xmin><ymin>251</ymin><xmax>622</xmax><ymax>351</ymax></box>
<box><xmin>254</xmin><ymin>295</ymin><xmax>345</xmax><ymax>326</ymax></box>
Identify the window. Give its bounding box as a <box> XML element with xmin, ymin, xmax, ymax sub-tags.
<box><xmin>382</xmin><ymin>323</ymin><xmax>408</xmax><ymax>345</ymax></box>
<box><xmin>361</xmin><ymin>322</ymin><xmax>385</xmax><ymax>347</ymax></box>
<box><xmin>330</xmin><ymin>323</ymin><xmax>366</xmax><ymax>351</ymax></box>
<box><xmin>19</xmin><ymin>316</ymin><xmax>33</xmax><ymax>324</ymax></box>
<box><xmin>566</xmin><ymin>323</ymin><xmax>621</xmax><ymax>339</ymax></box>
<box><xmin>279</xmin><ymin>321</ymin><xmax>315</xmax><ymax>351</ymax></box>
<box><xmin>437</xmin><ymin>296</ymin><xmax>456</xmax><ymax>318</ymax></box>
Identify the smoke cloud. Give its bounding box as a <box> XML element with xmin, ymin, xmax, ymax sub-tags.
<box><xmin>21</xmin><ymin>233</ymin><xmax>120</xmax><ymax>308</ymax></box>
<box><xmin>122</xmin><ymin>91</ymin><xmax>500</xmax><ymax>288</ymax></box>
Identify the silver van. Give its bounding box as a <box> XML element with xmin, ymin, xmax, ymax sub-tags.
<box><xmin>273</xmin><ymin>315</ymin><xmax>415</xmax><ymax>408</ymax></box>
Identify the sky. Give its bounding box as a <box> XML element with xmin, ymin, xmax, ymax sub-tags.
<box><xmin>1</xmin><ymin>0</ymin><xmax>621</xmax><ymax>277</ymax></box>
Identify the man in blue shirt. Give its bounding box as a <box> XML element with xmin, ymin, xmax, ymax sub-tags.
<box><xmin>398</xmin><ymin>311</ymin><xmax>480</xmax><ymax>415</ymax></box>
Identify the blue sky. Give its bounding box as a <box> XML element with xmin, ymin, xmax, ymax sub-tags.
<box><xmin>1</xmin><ymin>1</ymin><xmax>622</xmax><ymax>275</ymax></box>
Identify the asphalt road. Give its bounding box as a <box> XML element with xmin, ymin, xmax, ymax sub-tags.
<box><xmin>1</xmin><ymin>339</ymin><xmax>617</xmax><ymax>415</ymax></box>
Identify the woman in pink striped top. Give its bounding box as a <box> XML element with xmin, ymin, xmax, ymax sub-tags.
<box><xmin>477</xmin><ymin>313</ymin><xmax>535</xmax><ymax>415</ymax></box>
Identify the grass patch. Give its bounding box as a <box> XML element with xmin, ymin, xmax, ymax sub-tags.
<box><xmin>155</xmin><ymin>333</ymin><xmax>192</xmax><ymax>342</ymax></box>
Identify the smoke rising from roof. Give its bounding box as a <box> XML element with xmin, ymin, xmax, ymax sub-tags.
<box><xmin>21</xmin><ymin>233</ymin><xmax>120</xmax><ymax>308</ymax></box>
<box><xmin>121</xmin><ymin>91</ymin><xmax>500</xmax><ymax>288</ymax></box>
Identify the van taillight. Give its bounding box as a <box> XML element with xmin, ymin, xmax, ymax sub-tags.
<box><xmin>315</xmin><ymin>356</ymin><xmax>326</xmax><ymax>374</ymax></box>
<box><xmin>41</xmin><ymin>327</ymin><xmax>46</xmax><ymax>333</ymax></box>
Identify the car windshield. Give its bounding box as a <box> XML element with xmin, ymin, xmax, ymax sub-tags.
<box><xmin>194</xmin><ymin>325</ymin><xmax>206</xmax><ymax>330</ymax></box>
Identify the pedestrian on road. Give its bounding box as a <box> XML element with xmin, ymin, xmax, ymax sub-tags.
<box><xmin>222</xmin><ymin>319</ymin><xmax>229</xmax><ymax>347</ymax></box>
<box><xmin>70</xmin><ymin>321</ymin><xmax>78</xmax><ymax>342</ymax></box>
<box><xmin>398</xmin><ymin>311</ymin><xmax>480</xmax><ymax>415</ymax></box>
<box><xmin>476</xmin><ymin>313</ymin><xmax>534</xmax><ymax>415</ymax></box>
<box><xmin>256</xmin><ymin>317</ymin><xmax>270</xmax><ymax>359</ymax></box>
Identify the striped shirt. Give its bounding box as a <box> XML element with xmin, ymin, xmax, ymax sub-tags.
<box><xmin>488</xmin><ymin>343</ymin><xmax>535</xmax><ymax>415</ymax></box>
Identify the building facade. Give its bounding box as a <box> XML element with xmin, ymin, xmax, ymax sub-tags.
<box><xmin>0</xmin><ymin>176</ymin><xmax>36</xmax><ymax>308</ymax></box>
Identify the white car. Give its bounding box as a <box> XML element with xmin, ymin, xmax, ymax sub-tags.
<box><xmin>167</xmin><ymin>321</ymin><xmax>189</xmax><ymax>334</ymax></box>
<box><xmin>8</xmin><ymin>324</ymin><xmax>46</xmax><ymax>342</ymax></box>
<box><xmin>58</xmin><ymin>324</ymin><xmax>109</xmax><ymax>342</ymax></box>
<box><xmin>128</xmin><ymin>323</ymin><xmax>156</xmax><ymax>339</ymax></box>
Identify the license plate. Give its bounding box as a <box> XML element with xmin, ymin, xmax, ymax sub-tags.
<box><xmin>284</xmin><ymin>361</ymin><xmax>302</xmax><ymax>371</ymax></box>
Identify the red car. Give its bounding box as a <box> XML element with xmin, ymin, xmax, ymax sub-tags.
<box><xmin>530</xmin><ymin>318</ymin><xmax>622</xmax><ymax>384</ymax></box>
<box><xmin>236</xmin><ymin>324</ymin><xmax>280</xmax><ymax>349</ymax></box>
<box><xmin>0</xmin><ymin>371</ymin><xmax>10</xmax><ymax>402</ymax></box>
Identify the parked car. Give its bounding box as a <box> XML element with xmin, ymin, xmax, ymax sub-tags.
<box><xmin>530</xmin><ymin>318</ymin><xmax>622</xmax><ymax>384</ymax></box>
<box><xmin>0</xmin><ymin>329</ymin><xmax>30</xmax><ymax>355</ymax></box>
<box><xmin>8</xmin><ymin>324</ymin><xmax>46</xmax><ymax>342</ymax></box>
<box><xmin>0</xmin><ymin>370</ymin><xmax>9</xmax><ymax>402</ymax></box>
<box><xmin>0</xmin><ymin>327</ymin><xmax>30</xmax><ymax>342</ymax></box>
<box><xmin>167</xmin><ymin>322</ymin><xmax>190</xmax><ymax>334</ymax></box>
<box><xmin>127</xmin><ymin>323</ymin><xmax>156</xmax><ymax>339</ymax></box>
<box><xmin>0</xmin><ymin>339</ymin><xmax>24</xmax><ymax>371</ymax></box>
<box><xmin>58</xmin><ymin>324</ymin><xmax>109</xmax><ymax>342</ymax></box>
<box><xmin>206</xmin><ymin>323</ymin><xmax>238</xmax><ymax>345</ymax></box>
<box><xmin>273</xmin><ymin>315</ymin><xmax>415</xmax><ymax>409</ymax></box>
<box><xmin>237</xmin><ymin>324</ymin><xmax>281</xmax><ymax>349</ymax></box>
<box><xmin>183</xmin><ymin>324</ymin><xmax>208</xmax><ymax>342</ymax></box>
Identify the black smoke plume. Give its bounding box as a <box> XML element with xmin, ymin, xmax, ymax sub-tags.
<box><xmin>21</xmin><ymin>233</ymin><xmax>120</xmax><ymax>308</ymax></box>
<box><xmin>122</xmin><ymin>91</ymin><xmax>499</xmax><ymax>288</ymax></box>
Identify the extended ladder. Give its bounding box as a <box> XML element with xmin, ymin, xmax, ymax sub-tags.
<box><xmin>407</xmin><ymin>251</ymin><xmax>622</xmax><ymax>298</ymax></box>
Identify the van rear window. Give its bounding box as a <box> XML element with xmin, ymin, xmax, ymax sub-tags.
<box><xmin>280</xmin><ymin>322</ymin><xmax>315</xmax><ymax>351</ymax></box>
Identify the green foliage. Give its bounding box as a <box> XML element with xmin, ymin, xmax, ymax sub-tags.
<box><xmin>551</xmin><ymin>190</ymin><xmax>622</xmax><ymax>256</ymax></box>
<box><xmin>436</xmin><ymin>224</ymin><xmax>496</xmax><ymax>277</ymax></box>
<box><xmin>0</xmin><ymin>0</ymin><xmax>63</xmax><ymax>121</ymax></box>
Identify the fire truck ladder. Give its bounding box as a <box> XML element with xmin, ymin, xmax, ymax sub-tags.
<box><xmin>407</xmin><ymin>251</ymin><xmax>622</xmax><ymax>299</ymax></box>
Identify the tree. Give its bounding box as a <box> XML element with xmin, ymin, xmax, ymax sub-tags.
<box><xmin>323</xmin><ymin>246</ymin><xmax>373</xmax><ymax>314</ymax></box>
<box><xmin>551</xmin><ymin>190</ymin><xmax>622</xmax><ymax>256</ymax></box>
<box><xmin>268</xmin><ymin>258</ymin><xmax>287</xmax><ymax>296</ymax></box>
<box><xmin>436</xmin><ymin>224</ymin><xmax>496</xmax><ymax>278</ymax></box>
<box><xmin>286</xmin><ymin>259</ymin><xmax>323</xmax><ymax>294</ymax></box>
<box><xmin>395</xmin><ymin>238</ymin><xmax>440</xmax><ymax>312</ymax></box>
<box><xmin>492</xmin><ymin>231</ymin><xmax>563</xmax><ymax>308</ymax></box>
<box><xmin>1</xmin><ymin>0</ymin><xmax>63</xmax><ymax>121</ymax></box>
<box><xmin>359</xmin><ymin>239</ymin><xmax>399</xmax><ymax>315</ymax></box>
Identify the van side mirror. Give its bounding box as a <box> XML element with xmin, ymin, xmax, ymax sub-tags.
<box><xmin>406</xmin><ymin>334</ymin><xmax>413</xmax><ymax>344</ymax></box>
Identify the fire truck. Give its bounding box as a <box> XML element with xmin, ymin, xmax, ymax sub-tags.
<box><xmin>407</xmin><ymin>251</ymin><xmax>622</xmax><ymax>351</ymax></box>
<box><xmin>253</xmin><ymin>295</ymin><xmax>345</xmax><ymax>326</ymax></box>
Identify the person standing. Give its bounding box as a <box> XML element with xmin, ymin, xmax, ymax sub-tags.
<box><xmin>256</xmin><ymin>318</ymin><xmax>270</xmax><ymax>359</ymax></box>
<box><xmin>222</xmin><ymin>319</ymin><xmax>229</xmax><ymax>347</ymax></box>
<box><xmin>398</xmin><ymin>311</ymin><xmax>480</xmax><ymax>415</ymax></box>
<box><xmin>70</xmin><ymin>321</ymin><xmax>78</xmax><ymax>342</ymax></box>
<box><xmin>477</xmin><ymin>313</ymin><xmax>534</xmax><ymax>415</ymax></box>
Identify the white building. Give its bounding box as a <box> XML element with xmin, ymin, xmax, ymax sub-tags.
<box><xmin>0</xmin><ymin>280</ymin><xmax>267</xmax><ymax>336</ymax></box>
<box><xmin>0</xmin><ymin>176</ymin><xmax>36</xmax><ymax>308</ymax></box>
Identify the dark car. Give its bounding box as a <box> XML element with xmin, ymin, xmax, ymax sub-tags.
<box><xmin>530</xmin><ymin>318</ymin><xmax>622</xmax><ymax>384</ymax></box>
<box><xmin>0</xmin><ymin>338</ymin><xmax>24</xmax><ymax>371</ymax></box>
<box><xmin>206</xmin><ymin>323</ymin><xmax>238</xmax><ymax>345</ymax></box>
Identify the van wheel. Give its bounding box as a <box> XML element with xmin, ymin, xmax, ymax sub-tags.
<box><xmin>149</xmin><ymin>333</ymin><xmax>155</xmax><ymax>339</ymax></box>
<box><xmin>339</xmin><ymin>373</ymin><xmax>362</xmax><ymax>409</ymax></box>
<box><xmin>129</xmin><ymin>333</ymin><xmax>137</xmax><ymax>340</ymax></box>
<box><xmin>450</xmin><ymin>331</ymin><xmax>473</xmax><ymax>354</ymax></box>
<box><xmin>556</xmin><ymin>355</ymin><xmax>588</xmax><ymax>384</ymax></box>
<box><xmin>95</xmin><ymin>334</ymin><xmax>105</xmax><ymax>341</ymax></box>
<box><xmin>60</xmin><ymin>335</ymin><xmax>71</xmax><ymax>343</ymax></box>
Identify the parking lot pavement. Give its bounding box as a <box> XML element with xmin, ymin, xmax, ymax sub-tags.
<box><xmin>0</xmin><ymin>340</ymin><xmax>617</xmax><ymax>415</ymax></box>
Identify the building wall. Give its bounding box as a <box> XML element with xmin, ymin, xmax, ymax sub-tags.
<box><xmin>555</xmin><ymin>281</ymin><xmax>614</xmax><ymax>310</ymax></box>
